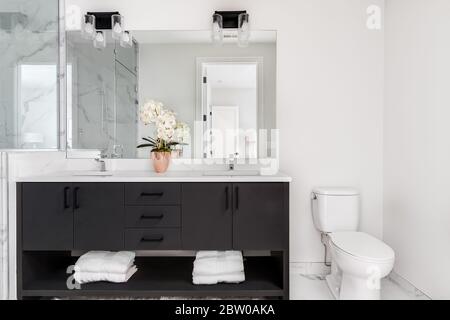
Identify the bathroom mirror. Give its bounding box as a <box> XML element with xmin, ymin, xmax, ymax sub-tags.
<box><xmin>66</xmin><ymin>30</ymin><xmax>276</xmax><ymax>159</ymax></box>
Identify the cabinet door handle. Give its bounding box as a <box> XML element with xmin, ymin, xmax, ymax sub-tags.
<box><xmin>225</xmin><ymin>186</ymin><xmax>229</xmax><ymax>210</ymax></box>
<box><xmin>140</xmin><ymin>192</ymin><xmax>164</xmax><ymax>197</ymax></box>
<box><xmin>64</xmin><ymin>187</ymin><xmax>71</xmax><ymax>209</ymax></box>
<box><xmin>73</xmin><ymin>187</ymin><xmax>80</xmax><ymax>209</ymax></box>
<box><xmin>235</xmin><ymin>186</ymin><xmax>239</xmax><ymax>210</ymax></box>
<box><xmin>141</xmin><ymin>236</ymin><xmax>164</xmax><ymax>242</ymax></box>
<box><xmin>140</xmin><ymin>214</ymin><xmax>164</xmax><ymax>220</ymax></box>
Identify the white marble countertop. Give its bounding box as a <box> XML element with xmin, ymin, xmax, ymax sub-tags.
<box><xmin>14</xmin><ymin>170</ymin><xmax>292</xmax><ymax>183</ymax></box>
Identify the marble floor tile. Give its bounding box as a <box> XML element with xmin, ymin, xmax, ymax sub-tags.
<box><xmin>290</xmin><ymin>273</ymin><xmax>430</xmax><ymax>300</ymax></box>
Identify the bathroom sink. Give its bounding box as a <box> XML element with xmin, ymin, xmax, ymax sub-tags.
<box><xmin>72</xmin><ymin>171</ymin><xmax>113</xmax><ymax>177</ymax></box>
<box><xmin>202</xmin><ymin>170</ymin><xmax>260</xmax><ymax>177</ymax></box>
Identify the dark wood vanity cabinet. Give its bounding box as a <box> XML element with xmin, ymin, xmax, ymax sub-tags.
<box><xmin>21</xmin><ymin>183</ymin><xmax>124</xmax><ymax>251</ymax></box>
<box><xmin>182</xmin><ymin>183</ymin><xmax>233</xmax><ymax>250</ymax></box>
<box><xmin>17</xmin><ymin>181</ymin><xmax>289</xmax><ymax>299</ymax></box>
<box><xmin>182</xmin><ymin>183</ymin><xmax>288</xmax><ymax>250</ymax></box>
<box><xmin>233</xmin><ymin>183</ymin><xmax>287</xmax><ymax>250</ymax></box>
<box><xmin>73</xmin><ymin>183</ymin><xmax>124</xmax><ymax>250</ymax></box>
<box><xmin>22</xmin><ymin>183</ymin><xmax>73</xmax><ymax>250</ymax></box>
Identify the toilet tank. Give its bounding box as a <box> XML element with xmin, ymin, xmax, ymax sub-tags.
<box><xmin>311</xmin><ymin>187</ymin><xmax>360</xmax><ymax>233</ymax></box>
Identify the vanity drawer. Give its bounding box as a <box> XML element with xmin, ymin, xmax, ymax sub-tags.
<box><xmin>125</xmin><ymin>206</ymin><xmax>180</xmax><ymax>228</ymax></box>
<box><xmin>125</xmin><ymin>229</ymin><xmax>181</xmax><ymax>250</ymax></box>
<box><xmin>125</xmin><ymin>183</ymin><xmax>181</xmax><ymax>205</ymax></box>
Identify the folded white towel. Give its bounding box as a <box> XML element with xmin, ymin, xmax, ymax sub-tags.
<box><xmin>74</xmin><ymin>266</ymin><xmax>137</xmax><ymax>284</ymax></box>
<box><xmin>195</xmin><ymin>251</ymin><xmax>242</xmax><ymax>260</ymax></box>
<box><xmin>193</xmin><ymin>272</ymin><xmax>245</xmax><ymax>285</ymax></box>
<box><xmin>193</xmin><ymin>254</ymin><xmax>244</xmax><ymax>275</ymax></box>
<box><xmin>75</xmin><ymin>251</ymin><xmax>135</xmax><ymax>274</ymax></box>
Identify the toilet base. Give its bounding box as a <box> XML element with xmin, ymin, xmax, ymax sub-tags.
<box><xmin>325</xmin><ymin>274</ymin><xmax>340</xmax><ymax>300</ymax></box>
<box><xmin>326</xmin><ymin>272</ymin><xmax>381</xmax><ymax>300</ymax></box>
<box><xmin>339</xmin><ymin>273</ymin><xmax>381</xmax><ymax>300</ymax></box>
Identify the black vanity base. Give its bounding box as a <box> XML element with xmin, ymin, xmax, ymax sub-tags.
<box><xmin>17</xmin><ymin>182</ymin><xmax>289</xmax><ymax>300</ymax></box>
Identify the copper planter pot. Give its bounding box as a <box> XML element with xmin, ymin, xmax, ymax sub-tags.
<box><xmin>151</xmin><ymin>151</ymin><xmax>171</xmax><ymax>173</ymax></box>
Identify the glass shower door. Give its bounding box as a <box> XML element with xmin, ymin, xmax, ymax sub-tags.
<box><xmin>0</xmin><ymin>0</ymin><xmax>60</xmax><ymax>149</ymax></box>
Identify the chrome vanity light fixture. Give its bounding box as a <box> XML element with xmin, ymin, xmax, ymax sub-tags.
<box><xmin>211</xmin><ymin>11</ymin><xmax>250</xmax><ymax>47</ymax></box>
<box><xmin>82</xmin><ymin>11</ymin><xmax>133</xmax><ymax>49</ymax></box>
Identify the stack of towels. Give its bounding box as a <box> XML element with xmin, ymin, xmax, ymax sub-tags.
<box><xmin>74</xmin><ymin>251</ymin><xmax>137</xmax><ymax>284</ymax></box>
<box><xmin>192</xmin><ymin>251</ymin><xmax>245</xmax><ymax>285</ymax></box>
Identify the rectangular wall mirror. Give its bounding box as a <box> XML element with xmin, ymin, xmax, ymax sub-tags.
<box><xmin>66</xmin><ymin>30</ymin><xmax>276</xmax><ymax>159</ymax></box>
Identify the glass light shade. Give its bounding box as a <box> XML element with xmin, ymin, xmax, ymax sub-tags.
<box><xmin>120</xmin><ymin>31</ymin><xmax>133</xmax><ymax>48</ymax></box>
<box><xmin>82</xmin><ymin>14</ymin><xmax>96</xmax><ymax>40</ymax></box>
<box><xmin>93</xmin><ymin>31</ymin><xmax>106</xmax><ymax>49</ymax></box>
<box><xmin>238</xmin><ymin>13</ymin><xmax>250</xmax><ymax>47</ymax></box>
<box><xmin>211</xmin><ymin>13</ymin><xmax>223</xmax><ymax>45</ymax></box>
<box><xmin>111</xmin><ymin>14</ymin><xmax>124</xmax><ymax>40</ymax></box>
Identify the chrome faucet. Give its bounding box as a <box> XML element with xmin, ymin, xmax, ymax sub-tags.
<box><xmin>228</xmin><ymin>153</ymin><xmax>238</xmax><ymax>171</ymax></box>
<box><xmin>95</xmin><ymin>157</ymin><xmax>106</xmax><ymax>172</ymax></box>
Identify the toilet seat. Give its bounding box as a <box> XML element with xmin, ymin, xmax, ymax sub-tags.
<box><xmin>329</xmin><ymin>231</ymin><xmax>395</xmax><ymax>263</ymax></box>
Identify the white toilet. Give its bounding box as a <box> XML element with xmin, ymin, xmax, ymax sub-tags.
<box><xmin>311</xmin><ymin>187</ymin><xmax>395</xmax><ymax>300</ymax></box>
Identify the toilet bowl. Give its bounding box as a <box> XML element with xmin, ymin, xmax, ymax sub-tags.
<box><xmin>326</xmin><ymin>231</ymin><xmax>395</xmax><ymax>300</ymax></box>
<box><xmin>311</xmin><ymin>187</ymin><xmax>395</xmax><ymax>300</ymax></box>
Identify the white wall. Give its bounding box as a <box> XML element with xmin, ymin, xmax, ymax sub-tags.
<box><xmin>384</xmin><ymin>0</ymin><xmax>450</xmax><ymax>299</ymax></box>
<box><xmin>67</xmin><ymin>0</ymin><xmax>385</xmax><ymax>263</ymax></box>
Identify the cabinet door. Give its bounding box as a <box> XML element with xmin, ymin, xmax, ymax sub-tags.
<box><xmin>182</xmin><ymin>183</ymin><xmax>232</xmax><ymax>250</ymax></box>
<box><xmin>22</xmin><ymin>183</ymin><xmax>73</xmax><ymax>250</ymax></box>
<box><xmin>233</xmin><ymin>183</ymin><xmax>287</xmax><ymax>250</ymax></box>
<box><xmin>73</xmin><ymin>183</ymin><xmax>124</xmax><ymax>250</ymax></box>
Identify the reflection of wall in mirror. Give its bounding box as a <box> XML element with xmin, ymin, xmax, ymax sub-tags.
<box><xmin>210</xmin><ymin>88</ymin><xmax>257</xmax><ymax>159</ymax></box>
<box><xmin>138</xmin><ymin>43</ymin><xmax>276</xmax><ymax>159</ymax></box>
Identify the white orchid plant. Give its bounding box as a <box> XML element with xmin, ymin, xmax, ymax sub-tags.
<box><xmin>137</xmin><ymin>100</ymin><xmax>190</xmax><ymax>152</ymax></box>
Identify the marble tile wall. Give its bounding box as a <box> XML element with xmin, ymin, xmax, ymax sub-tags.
<box><xmin>0</xmin><ymin>0</ymin><xmax>59</xmax><ymax>149</ymax></box>
<box><xmin>66</xmin><ymin>31</ymin><xmax>138</xmax><ymax>158</ymax></box>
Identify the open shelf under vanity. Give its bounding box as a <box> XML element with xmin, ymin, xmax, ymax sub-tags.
<box><xmin>20</xmin><ymin>253</ymin><xmax>285</xmax><ymax>299</ymax></box>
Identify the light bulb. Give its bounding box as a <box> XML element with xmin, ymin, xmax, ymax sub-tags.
<box><xmin>82</xmin><ymin>14</ymin><xmax>96</xmax><ymax>40</ymax></box>
<box><xmin>120</xmin><ymin>31</ymin><xmax>133</xmax><ymax>48</ymax></box>
<box><xmin>238</xmin><ymin>13</ymin><xmax>250</xmax><ymax>47</ymax></box>
<box><xmin>111</xmin><ymin>14</ymin><xmax>124</xmax><ymax>40</ymax></box>
<box><xmin>93</xmin><ymin>31</ymin><xmax>106</xmax><ymax>49</ymax></box>
<box><xmin>211</xmin><ymin>13</ymin><xmax>223</xmax><ymax>45</ymax></box>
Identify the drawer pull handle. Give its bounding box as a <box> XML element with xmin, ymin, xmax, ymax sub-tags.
<box><xmin>235</xmin><ymin>186</ymin><xmax>239</xmax><ymax>210</ymax></box>
<box><xmin>140</xmin><ymin>192</ymin><xmax>164</xmax><ymax>197</ymax></box>
<box><xmin>141</xmin><ymin>236</ymin><xmax>164</xmax><ymax>242</ymax></box>
<box><xmin>140</xmin><ymin>214</ymin><xmax>164</xmax><ymax>220</ymax></box>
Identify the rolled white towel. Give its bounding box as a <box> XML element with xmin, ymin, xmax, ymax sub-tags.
<box><xmin>75</xmin><ymin>251</ymin><xmax>135</xmax><ymax>274</ymax></box>
<box><xmin>74</xmin><ymin>265</ymin><xmax>137</xmax><ymax>284</ymax></box>
<box><xmin>193</xmin><ymin>272</ymin><xmax>245</xmax><ymax>285</ymax></box>
<box><xmin>193</xmin><ymin>254</ymin><xmax>244</xmax><ymax>275</ymax></box>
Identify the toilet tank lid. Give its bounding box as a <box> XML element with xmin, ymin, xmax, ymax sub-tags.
<box><xmin>313</xmin><ymin>187</ymin><xmax>359</xmax><ymax>196</ymax></box>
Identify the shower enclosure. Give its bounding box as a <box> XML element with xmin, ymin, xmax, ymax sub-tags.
<box><xmin>0</xmin><ymin>0</ymin><xmax>60</xmax><ymax>150</ymax></box>
<box><xmin>66</xmin><ymin>31</ymin><xmax>139</xmax><ymax>159</ymax></box>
